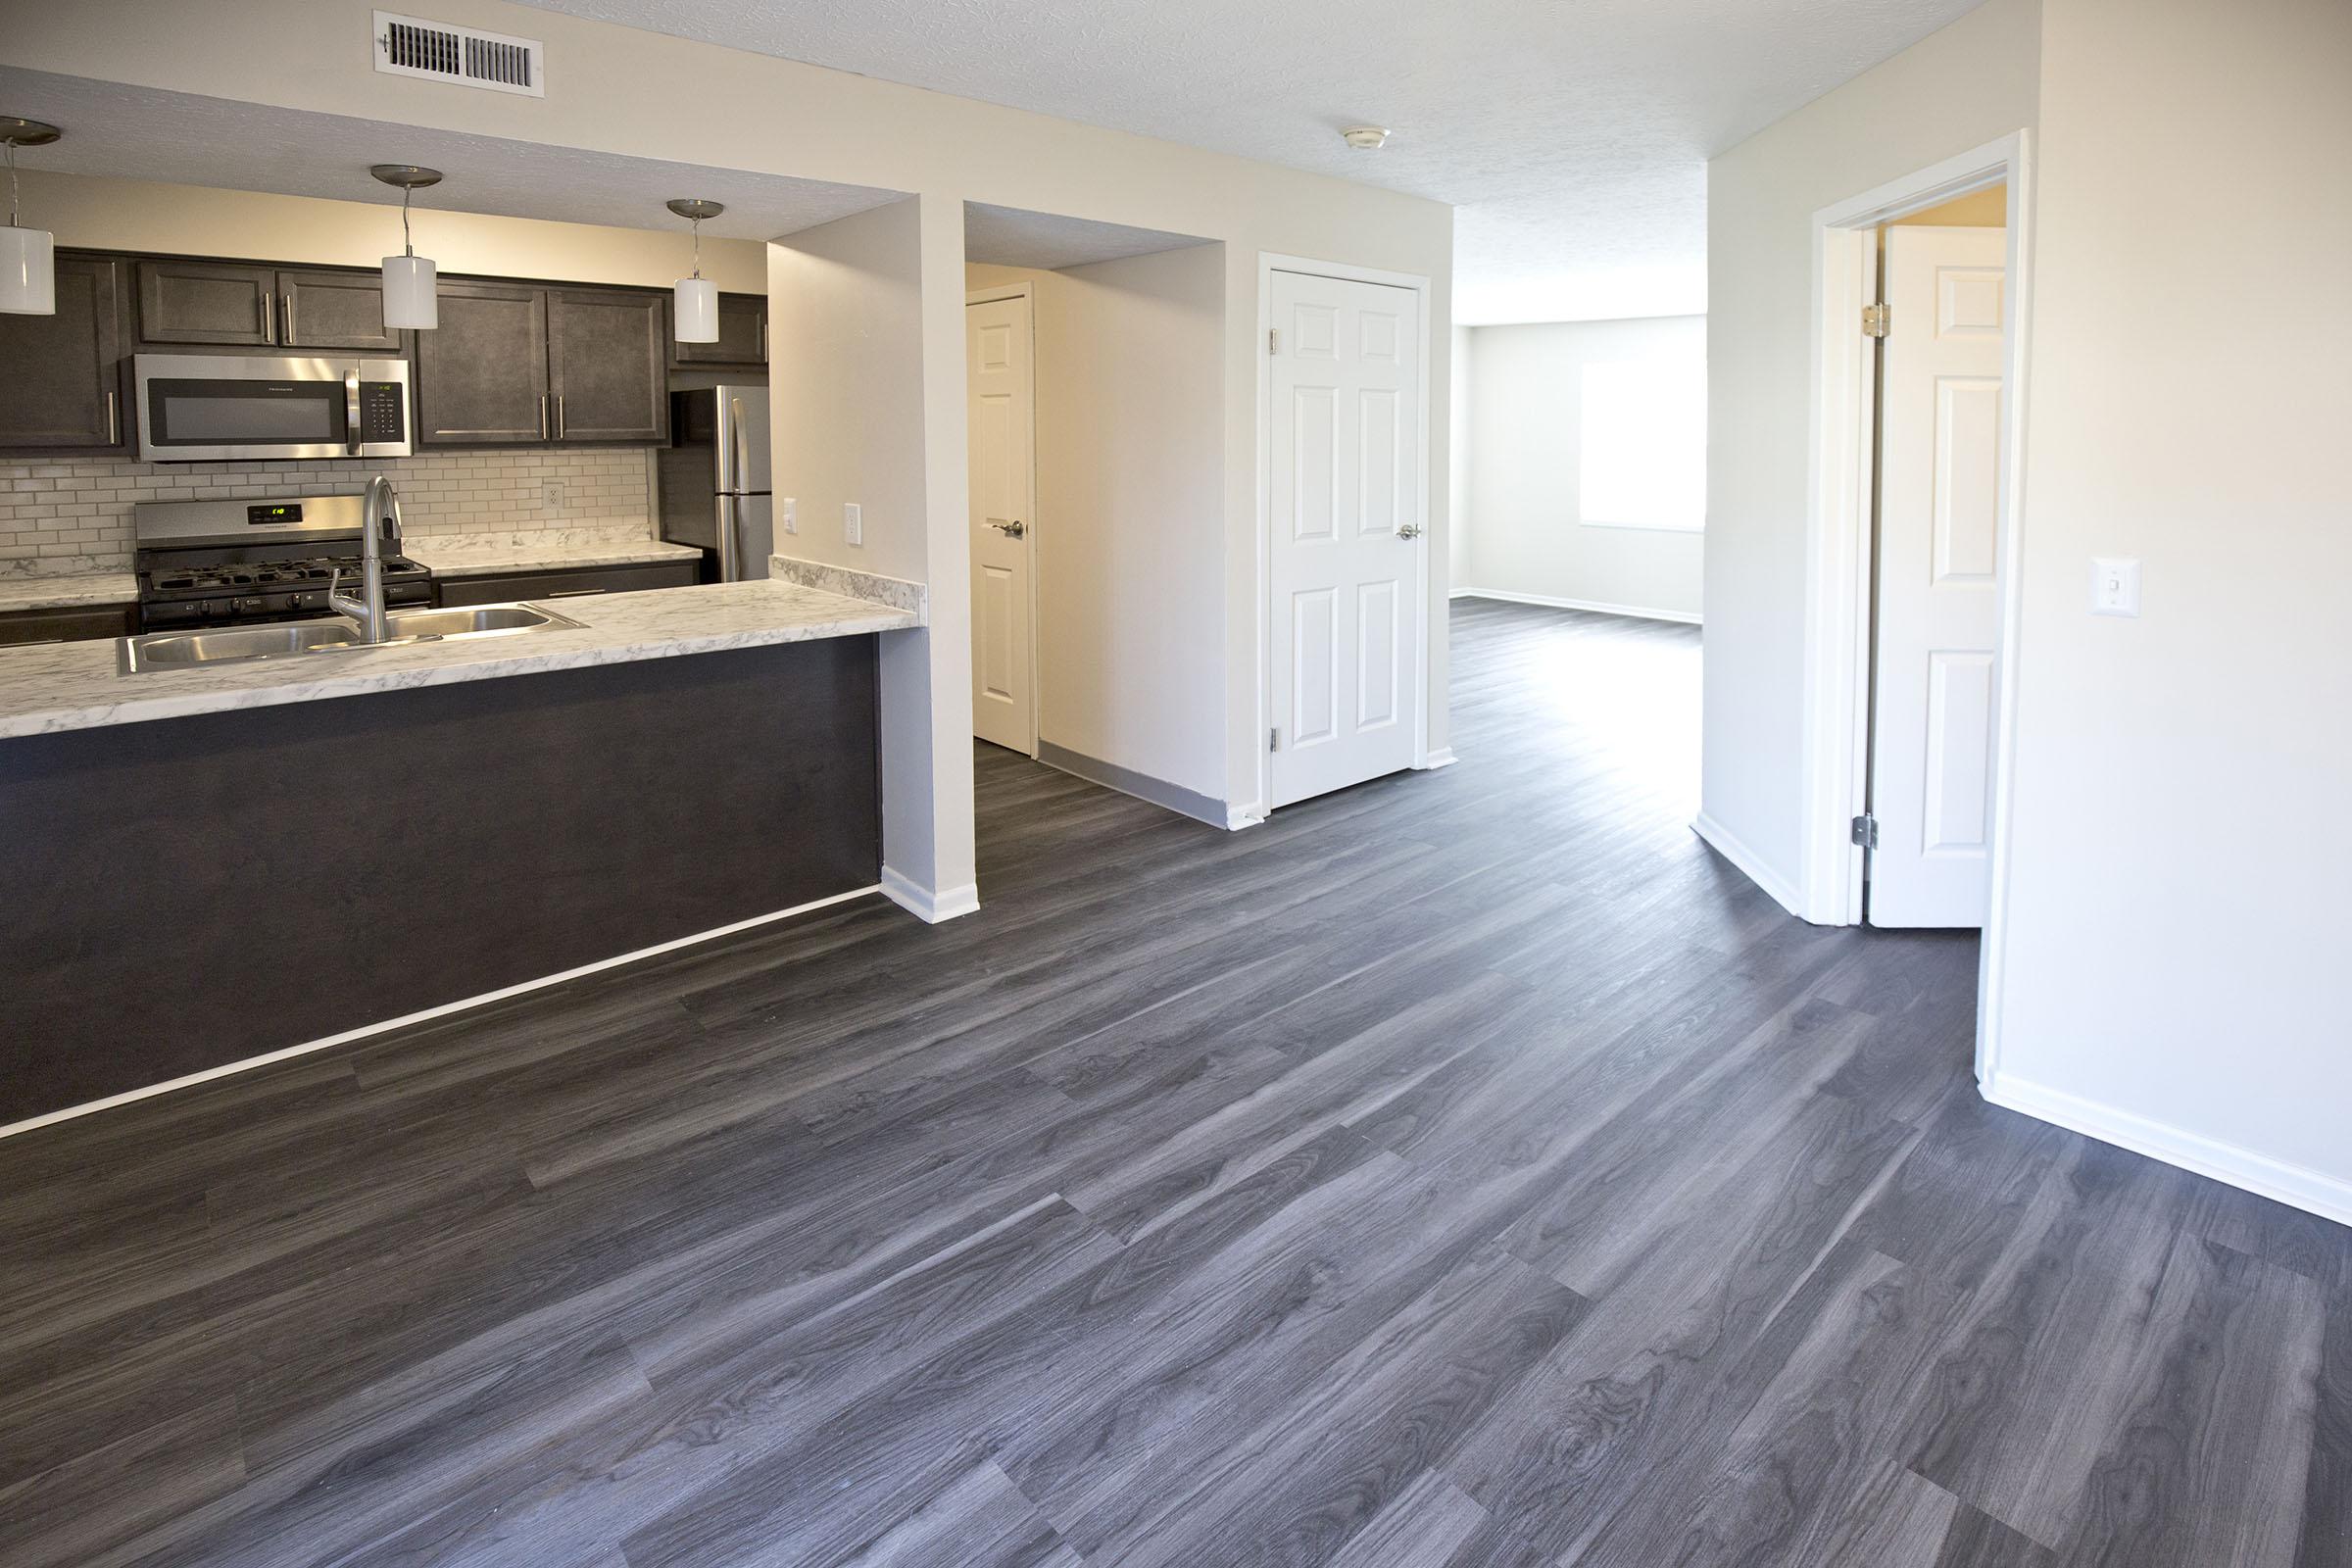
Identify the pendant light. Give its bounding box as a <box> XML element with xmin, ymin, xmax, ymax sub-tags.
<box><xmin>0</xmin><ymin>118</ymin><xmax>62</xmax><ymax>317</ymax></box>
<box><xmin>371</xmin><ymin>165</ymin><xmax>443</xmax><ymax>330</ymax></box>
<box><xmin>667</xmin><ymin>199</ymin><xmax>724</xmax><ymax>343</ymax></box>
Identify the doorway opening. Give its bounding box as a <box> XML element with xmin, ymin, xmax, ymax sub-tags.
<box><xmin>1798</xmin><ymin>132</ymin><xmax>2034</xmax><ymax>1075</ymax></box>
<box><xmin>960</xmin><ymin>202</ymin><xmax>1228</xmax><ymax>824</ymax></box>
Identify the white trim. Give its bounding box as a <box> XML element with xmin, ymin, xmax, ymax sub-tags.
<box><xmin>1419</xmin><ymin>747</ymin><xmax>1458</xmax><ymax>769</ymax></box>
<box><xmin>1224</xmin><ymin>805</ymin><xmax>1267</xmax><ymax>831</ymax></box>
<box><xmin>964</xmin><ymin>282</ymin><xmax>1042</xmax><ymax>758</ymax></box>
<box><xmin>881</xmin><ymin>865</ymin><xmax>981</xmax><ymax>923</ymax></box>
<box><xmin>1982</xmin><ymin>1073</ymin><xmax>2352</xmax><ymax>1230</ymax></box>
<box><xmin>1795</xmin><ymin>131</ymin><xmax>2034</xmax><ymax>1101</ymax></box>
<box><xmin>1254</xmin><ymin>251</ymin><xmax>1436</xmax><ymax>819</ymax></box>
<box><xmin>0</xmin><ymin>885</ymin><xmax>884</xmax><ymax>1143</ymax></box>
<box><xmin>1451</xmin><ymin>587</ymin><xmax>1702</xmax><ymax>626</ymax></box>
<box><xmin>1691</xmin><ymin>811</ymin><xmax>1804</xmax><ymax>917</ymax></box>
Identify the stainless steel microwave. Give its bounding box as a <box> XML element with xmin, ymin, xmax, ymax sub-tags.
<box><xmin>132</xmin><ymin>354</ymin><xmax>413</xmax><ymax>463</ymax></box>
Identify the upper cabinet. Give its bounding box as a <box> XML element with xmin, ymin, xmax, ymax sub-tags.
<box><xmin>548</xmin><ymin>289</ymin><xmax>669</xmax><ymax>442</ymax></box>
<box><xmin>137</xmin><ymin>260</ymin><xmax>403</xmax><ymax>351</ymax></box>
<box><xmin>671</xmin><ymin>292</ymin><xmax>767</xmax><ymax>368</ymax></box>
<box><xmin>416</xmin><ymin>282</ymin><xmax>667</xmax><ymax>447</ymax></box>
<box><xmin>0</xmin><ymin>254</ymin><xmax>127</xmax><ymax>452</ymax></box>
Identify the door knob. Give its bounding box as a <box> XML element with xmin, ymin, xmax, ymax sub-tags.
<box><xmin>1396</xmin><ymin>523</ymin><xmax>1424</xmax><ymax>539</ymax></box>
<box><xmin>991</xmin><ymin>519</ymin><xmax>1027</xmax><ymax>538</ymax></box>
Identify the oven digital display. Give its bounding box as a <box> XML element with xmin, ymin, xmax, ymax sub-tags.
<box><xmin>247</xmin><ymin>503</ymin><xmax>305</xmax><ymax>526</ymax></box>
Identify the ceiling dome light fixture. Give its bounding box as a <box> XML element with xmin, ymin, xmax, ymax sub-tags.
<box><xmin>371</xmin><ymin>164</ymin><xmax>444</xmax><ymax>330</ymax></box>
<box><xmin>0</xmin><ymin>117</ymin><xmax>63</xmax><ymax>317</ymax></box>
<box><xmin>667</xmin><ymin>198</ymin><xmax>725</xmax><ymax>343</ymax></box>
<box><xmin>1341</xmin><ymin>126</ymin><xmax>1392</xmax><ymax>151</ymax></box>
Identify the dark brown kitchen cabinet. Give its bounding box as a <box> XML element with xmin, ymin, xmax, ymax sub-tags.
<box><xmin>418</xmin><ymin>282</ymin><xmax>666</xmax><ymax>447</ymax></box>
<box><xmin>548</xmin><ymin>289</ymin><xmax>669</xmax><ymax>442</ymax></box>
<box><xmin>435</xmin><ymin>559</ymin><xmax>700</xmax><ymax>606</ymax></box>
<box><xmin>138</xmin><ymin>260</ymin><xmax>403</xmax><ymax>351</ymax></box>
<box><xmin>0</xmin><ymin>254</ymin><xmax>127</xmax><ymax>452</ymax></box>
<box><xmin>0</xmin><ymin>603</ymin><xmax>136</xmax><ymax>646</ymax></box>
<box><xmin>136</xmin><ymin>260</ymin><xmax>280</xmax><ymax>346</ymax></box>
<box><xmin>671</xmin><ymin>292</ymin><xmax>766</xmax><ymax>368</ymax></box>
<box><xmin>416</xmin><ymin>280</ymin><xmax>552</xmax><ymax>445</ymax></box>
<box><xmin>276</xmin><ymin>269</ymin><xmax>403</xmax><ymax>350</ymax></box>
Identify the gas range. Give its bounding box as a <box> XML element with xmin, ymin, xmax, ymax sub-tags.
<box><xmin>131</xmin><ymin>491</ymin><xmax>433</xmax><ymax>632</ymax></box>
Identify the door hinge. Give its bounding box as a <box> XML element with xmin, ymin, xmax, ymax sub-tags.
<box><xmin>1851</xmin><ymin>812</ymin><xmax>1879</xmax><ymax>850</ymax></box>
<box><xmin>1268</xmin><ymin>327</ymin><xmax>1279</xmax><ymax>356</ymax></box>
<box><xmin>1861</xmin><ymin>303</ymin><xmax>1890</xmax><ymax>339</ymax></box>
<box><xmin>1269</xmin><ymin>726</ymin><xmax>1280</xmax><ymax>753</ymax></box>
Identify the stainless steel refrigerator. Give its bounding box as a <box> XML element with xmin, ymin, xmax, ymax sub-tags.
<box><xmin>660</xmin><ymin>386</ymin><xmax>772</xmax><ymax>581</ymax></box>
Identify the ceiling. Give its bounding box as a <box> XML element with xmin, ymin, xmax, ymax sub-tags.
<box><xmin>0</xmin><ymin>67</ymin><xmax>902</xmax><ymax>241</ymax></box>
<box><xmin>514</xmin><ymin>0</ymin><xmax>1985</xmax><ymax>323</ymax></box>
<box><xmin>964</xmin><ymin>204</ymin><xmax>1212</xmax><ymax>272</ymax></box>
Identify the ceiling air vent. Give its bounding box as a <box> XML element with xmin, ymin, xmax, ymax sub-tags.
<box><xmin>373</xmin><ymin>11</ymin><xmax>545</xmax><ymax>97</ymax></box>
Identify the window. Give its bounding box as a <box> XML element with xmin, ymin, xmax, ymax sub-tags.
<box><xmin>1579</xmin><ymin>357</ymin><xmax>1707</xmax><ymax>532</ymax></box>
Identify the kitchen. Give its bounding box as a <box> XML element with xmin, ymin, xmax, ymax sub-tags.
<box><xmin>0</xmin><ymin>117</ymin><xmax>927</xmax><ymax>1129</ymax></box>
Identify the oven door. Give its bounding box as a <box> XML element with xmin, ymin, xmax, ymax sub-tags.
<box><xmin>134</xmin><ymin>355</ymin><xmax>413</xmax><ymax>463</ymax></box>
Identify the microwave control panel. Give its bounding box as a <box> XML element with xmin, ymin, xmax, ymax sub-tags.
<box><xmin>359</xmin><ymin>382</ymin><xmax>408</xmax><ymax>444</ymax></box>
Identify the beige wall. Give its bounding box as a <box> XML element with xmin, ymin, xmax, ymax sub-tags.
<box><xmin>7</xmin><ymin>0</ymin><xmax>1456</xmax><ymax>903</ymax></box>
<box><xmin>1458</xmin><ymin>315</ymin><xmax>1706</xmax><ymax>619</ymax></box>
<box><xmin>1990</xmin><ymin>0</ymin><xmax>2352</xmax><ymax>1200</ymax></box>
<box><xmin>1701</xmin><ymin>0</ymin><xmax>2043</xmax><ymax>888</ymax></box>
<box><xmin>1890</xmin><ymin>183</ymin><xmax>2009</xmax><ymax>226</ymax></box>
<box><xmin>20</xmin><ymin>170</ymin><xmax>767</xmax><ymax>292</ymax></box>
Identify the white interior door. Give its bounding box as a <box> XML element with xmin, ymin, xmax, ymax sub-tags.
<box><xmin>1869</xmin><ymin>224</ymin><xmax>2007</xmax><ymax>927</ymax></box>
<box><xmin>1269</xmin><ymin>270</ymin><xmax>1423</xmax><ymax>808</ymax></box>
<box><xmin>967</xmin><ymin>292</ymin><xmax>1036</xmax><ymax>754</ymax></box>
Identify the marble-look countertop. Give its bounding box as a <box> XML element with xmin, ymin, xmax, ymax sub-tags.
<box><xmin>0</xmin><ymin>572</ymin><xmax>141</xmax><ymax>612</ymax></box>
<box><xmin>0</xmin><ymin>580</ymin><xmax>916</xmax><ymax>740</ymax></box>
<box><xmin>405</xmin><ymin>531</ymin><xmax>706</xmax><ymax>577</ymax></box>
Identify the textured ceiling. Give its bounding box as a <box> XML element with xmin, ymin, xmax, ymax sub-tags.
<box><xmin>0</xmin><ymin>68</ymin><xmax>902</xmax><ymax>241</ymax></box>
<box><xmin>964</xmin><ymin>203</ymin><xmax>1213</xmax><ymax>271</ymax></box>
<box><xmin>513</xmin><ymin>0</ymin><xmax>1984</xmax><ymax>321</ymax></box>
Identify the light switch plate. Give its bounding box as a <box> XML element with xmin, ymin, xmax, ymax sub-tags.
<box><xmin>844</xmin><ymin>502</ymin><xmax>862</xmax><ymax>547</ymax></box>
<box><xmin>2091</xmin><ymin>557</ymin><xmax>2140</xmax><ymax>617</ymax></box>
<box><xmin>781</xmin><ymin>497</ymin><xmax>797</xmax><ymax>536</ymax></box>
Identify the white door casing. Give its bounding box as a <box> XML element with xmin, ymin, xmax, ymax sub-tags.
<box><xmin>1268</xmin><ymin>270</ymin><xmax>1423</xmax><ymax>808</ymax></box>
<box><xmin>966</xmin><ymin>291</ymin><xmax>1037</xmax><ymax>755</ymax></box>
<box><xmin>1869</xmin><ymin>224</ymin><xmax>2007</xmax><ymax>927</ymax></box>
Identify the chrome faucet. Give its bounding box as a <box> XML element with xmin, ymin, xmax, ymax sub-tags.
<box><xmin>330</xmin><ymin>474</ymin><xmax>400</xmax><ymax>644</ymax></box>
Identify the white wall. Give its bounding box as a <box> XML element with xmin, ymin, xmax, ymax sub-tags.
<box><xmin>1448</xmin><ymin>325</ymin><xmax>1473</xmax><ymax>590</ymax></box>
<box><xmin>1987</xmin><ymin>0</ymin><xmax>2352</xmax><ymax>1210</ymax></box>
<box><xmin>1702</xmin><ymin>0</ymin><xmax>2043</xmax><ymax>890</ymax></box>
<box><xmin>1457</xmin><ymin>316</ymin><xmax>1705</xmax><ymax>619</ymax></box>
<box><xmin>772</xmin><ymin>199</ymin><xmax>975</xmax><ymax>913</ymax></box>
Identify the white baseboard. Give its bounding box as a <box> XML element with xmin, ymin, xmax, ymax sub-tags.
<box><xmin>1983</xmin><ymin>1072</ymin><xmax>2352</xmax><ymax>1229</ymax></box>
<box><xmin>1224</xmin><ymin>805</ymin><xmax>1266</xmax><ymax>831</ymax></box>
<box><xmin>1420</xmin><ymin>747</ymin><xmax>1459</xmax><ymax>769</ymax></box>
<box><xmin>1451</xmin><ymin>587</ymin><xmax>1702</xmax><ymax>626</ymax></box>
<box><xmin>881</xmin><ymin>866</ymin><xmax>981</xmax><ymax>923</ymax></box>
<box><xmin>1690</xmin><ymin>810</ymin><xmax>1805</xmax><ymax>918</ymax></box>
<box><xmin>0</xmin><ymin>884</ymin><xmax>884</xmax><ymax>1144</ymax></box>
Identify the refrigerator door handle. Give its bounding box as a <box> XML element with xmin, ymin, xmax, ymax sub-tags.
<box><xmin>716</xmin><ymin>496</ymin><xmax>739</xmax><ymax>582</ymax></box>
<box><xmin>728</xmin><ymin>398</ymin><xmax>750</xmax><ymax>503</ymax></box>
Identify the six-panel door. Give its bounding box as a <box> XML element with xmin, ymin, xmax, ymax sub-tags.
<box><xmin>1269</xmin><ymin>270</ymin><xmax>1422</xmax><ymax>808</ymax></box>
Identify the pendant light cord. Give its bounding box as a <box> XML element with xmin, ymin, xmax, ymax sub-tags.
<box><xmin>6</xmin><ymin>140</ymin><xmax>18</xmax><ymax>229</ymax></box>
<box><xmin>691</xmin><ymin>216</ymin><xmax>704</xmax><ymax>280</ymax></box>
<box><xmin>402</xmin><ymin>184</ymin><xmax>415</xmax><ymax>259</ymax></box>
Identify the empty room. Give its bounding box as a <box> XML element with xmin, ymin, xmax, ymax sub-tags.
<box><xmin>1</xmin><ymin>1</ymin><xmax>2345</xmax><ymax>1564</ymax></box>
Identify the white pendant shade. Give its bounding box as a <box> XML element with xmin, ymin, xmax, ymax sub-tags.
<box><xmin>0</xmin><ymin>225</ymin><xmax>54</xmax><ymax>316</ymax></box>
<box><xmin>381</xmin><ymin>253</ymin><xmax>438</xmax><ymax>330</ymax></box>
<box><xmin>674</xmin><ymin>274</ymin><xmax>718</xmax><ymax>342</ymax></box>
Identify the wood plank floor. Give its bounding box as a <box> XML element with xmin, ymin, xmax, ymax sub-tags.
<box><xmin>3</xmin><ymin>598</ymin><xmax>2344</xmax><ymax>1568</ymax></box>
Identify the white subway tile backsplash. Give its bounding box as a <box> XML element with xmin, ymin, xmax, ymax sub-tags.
<box><xmin>0</xmin><ymin>448</ymin><xmax>656</xmax><ymax>575</ymax></box>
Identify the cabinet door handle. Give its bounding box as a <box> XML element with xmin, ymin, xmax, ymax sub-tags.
<box><xmin>546</xmin><ymin>587</ymin><xmax>604</xmax><ymax>598</ymax></box>
<box><xmin>281</xmin><ymin>291</ymin><xmax>296</xmax><ymax>346</ymax></box>
<box><xmin>539</xmin><ymin>393</ymin><xmax>551</xmax><ymax>441</ymax></box>
<box><xmin>555</xmin><ymin>394</ymin><xmax>565</xmax><ymax>440</ymax></box>
<box><xmin>105</xmin><ymin>389</ymin><xmax>118</xmax><ymax>446</ymax></box>
<box><xmin>260</xmin><ymin>290</ymin><xmax>274</xmax><ymax>345</ymax></box>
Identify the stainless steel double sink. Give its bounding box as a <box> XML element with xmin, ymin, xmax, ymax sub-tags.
<box><xmin>119</xmin><ymin>603</ymin><xmax>588</xmax><ymax>673</ymax></box>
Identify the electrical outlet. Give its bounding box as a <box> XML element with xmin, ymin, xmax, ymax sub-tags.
<box><xmin>541</xmin><ymin>480</ymin><xmax>564</xmax><ymax>514</ymax></box>
<box><xmin>781</xmin><ymin>497</ymin><xmax>797</xmax><ymax>536</ymax></box>
<box><xmin>844</xmin><ymin>502</ymin><xmax>862</xmax><ymax>547</ymax></box>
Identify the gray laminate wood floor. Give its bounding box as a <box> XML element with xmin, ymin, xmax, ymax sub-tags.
<box><xmin>3</xmin><ymin>599</ymin><xmax>2344</xmax><ymax>1568</ymax></box>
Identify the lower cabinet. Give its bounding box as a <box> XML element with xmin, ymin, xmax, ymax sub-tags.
<box><xmin>435</xmin><ymin>560</ymin><xmax>701</xmax><ymax>607</ymax></box>
<box><xmin>0</xmin><ymin>603</ymin><xmax>137</xmax><ymax>646</ymax></box>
